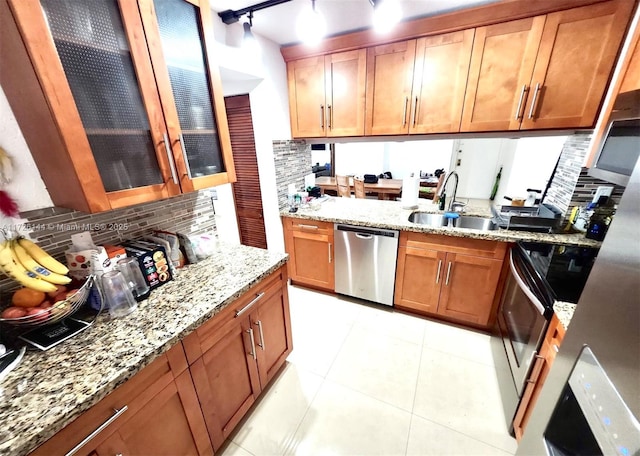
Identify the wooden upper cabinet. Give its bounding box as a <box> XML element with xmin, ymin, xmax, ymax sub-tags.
<box><xmin>460</xmin><ymin>17</ymin><xmax>545</xmax><ymax>132</ymax></box>
<box><xmin>365</xmin><ymin>40</ymin><xmax>417</xmax><ymax>135</ymax></box>
<box><xmin>410</xmin><ymin>30</ymin><xmax>474</xmax><ymax>134</ymax></box>
<box><xmin>288</xmin><ymin>50</ymin><xmax>366</xmax><ymax>138</ymax></box>
<box><xmin>620</xmin><ymin>38</ymin><xmax>640</xmax><ymax>93</ymax></box>
<box><xmin>287</xmin><ymin>56</ymin><xmax>326</xmax><ymax>137</ymax></box>
<box><xmin>2</xmin><ymin>0</ymin><xmax>234</xmax><ymax>213</ymax></box>
<box><xmin>325</xmin><ymin>49</ymin><xmax>367</xmax><ymax>137</ymax></box>
<box><xmin>521</xmin><ymin>0</ymin><xmax>636</xmax><ymax>129</ymax></box>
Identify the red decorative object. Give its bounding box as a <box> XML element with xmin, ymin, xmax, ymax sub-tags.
<box><xmin>0</xmin><ymin>190</ymin><xmax>19</xmax><ymax>217</ymax></box>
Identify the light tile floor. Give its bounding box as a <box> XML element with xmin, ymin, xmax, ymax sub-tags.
<box><xmin>221</xmin><ymin>285</ymin><xmax>517</xmax><ymax>456</ymax></box>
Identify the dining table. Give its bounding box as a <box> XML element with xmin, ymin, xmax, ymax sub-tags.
<box><xmin>315</xmin><ymin>176</ymin><xmax>403</xmax><ymax>200</ymax></box>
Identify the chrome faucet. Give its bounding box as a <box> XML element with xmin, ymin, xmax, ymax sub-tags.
<box><xmin>439</xmin><ymin>171</ymin><xmax>460</xmax><ymax>212</ymax></box>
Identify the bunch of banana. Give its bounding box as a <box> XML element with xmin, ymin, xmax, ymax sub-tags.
<box><xmin>0</xmin><ymin>238</ymin><xmax>70</xmax><ymax>293</ymax></box>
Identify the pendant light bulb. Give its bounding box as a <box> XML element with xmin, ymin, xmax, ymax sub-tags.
<box><xmin>242</xmin><ymin>14</ymin><xmax>259</xmax><ymax>53</ymax></box>
<box><xmin>297</xmin><ymin>0</ymin><xmax>326</xmax><ymax>45</ymax></box>
<box><xmin>372</xmin><ymin>0</ymin><xmax>402</xmax><ymax>34</ymax></box>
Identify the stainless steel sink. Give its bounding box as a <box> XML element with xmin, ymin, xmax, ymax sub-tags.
<box><xmin>407</xmin><ymin>212</ymin><xmax>447</xmax><ymax>226</ymax></box>
<box><xmin>408</xmin><ymin>212</ymin><xmax>498</xmax><ymax>231</ymax></box>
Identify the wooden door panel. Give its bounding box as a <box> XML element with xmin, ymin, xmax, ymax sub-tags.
<box><xmin>290</xmin><ymin>232</ymin><xmax>334</xmax><ymax>290</ymax></box>
<box><xmin>365</xmin><ymin>40</ymin><xmax>416</xmax><ymax>135</ymax></box>
<box><xmin>326</xmin><ymin>49</ymin><xmax>367</xmax><ymax>136</ymax></box>
<box><xmin>288</xmin><ymin>57</ymin><xmax>326</xmax><ymax>137</ymax></box>
<box><xmin>410</xmin><ymin>29</ymin><xmax>474</xmax><ymax>134</ymax></box>
<box><xmin>460</xmin><ymin>16</ymin><xmax>545</xmax><ymax>131</ymax></box>
<box><xmin>521</xmin><ymin>0</ymin><xmax>633</xmax><ymax>129</ymax></box>
<box><xmin>255</xmin><ymin>286</ymin><xmax>293</xmax><ymax>386</ymax></box>
<box><xmin>437</xmin><ymin>254</ymin><xmax>502</xmax><ymax>326</ymax></box>
<box><xmin>191</xmin><ymin>317</ymin><xmax>260</xmax><ymax>450</ymax></box>
<box><xmin>225</xmin><ymin>94</ymin><xmax>267</xmax><ymax>249</ymax></box>
<box><xmin>394</xmin><ymin>247</ymin><xmax>444</xmax><ymax>315</ymax></box>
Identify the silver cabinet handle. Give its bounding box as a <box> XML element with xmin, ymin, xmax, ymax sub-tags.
<box><xmin>178</xmin><ymin>133</ymin><xmax>192</xmax><ymax>179</ymax></box>
<box><xmin>327</xmin><ymin>104</ymin><xmax>332</xmax><ymax>129</ymax></box>
<box><xmin>515</xmin><ymin>84</ymin><xmax>528</xmax><ymax>120</ymax></box>
<box><xmin>247</xmin><ymin>328</ymin><xmax>257</xmax><ymax>360</ymax></box>
<box><xmin>235</xmin><ymin>292</ymin><xmax>265</xmax><ymax>318</ymax></box>
<box><xmin>435</xmin><ymin>259</ymin><xmax>442</xmax><ymax>284</ymax></box>
<box><xmin>320</xmin><ymin>105</ymin><xmax>325</xmax><ymax>129</ymax></box>
<box><xmin>328</xmin><ymin>243</ymin><xmax>332</xmax><ymax>263</ymax></box>
<box><xmin>412</xmin><ymin>96</ymin><xmax>418</xmax><ymax>127</ymax></box>
<box><xmin>402</xmin><ymin>97</ymin><xmax>408</xmax><ymax>126</ymax></box>
<box><xmin>445</xmin><ymin>261</ymin><xmax>452</xmax><ymax>286</ymax></box>
<box><xmin>528</xmin><ymin>83</ymin><xmax>541</xmax><ymax>119</ymax></box>
<box><xmin>255</xmin><ymin>320</ymin><xmax>265</xmax><ymax>350</ymax></box>
<box><xmin>297</xmin><ymin>224</ymin><xmax>319</xmax><ymax>230</ymax></box>
<box><xmin>65</xmin><ymin>406</ymin><xmax>128</xmax><ymax>456</ymax></box>
<box><xmin>162</xmin><ymin>133</ymin><xmax>178</xmax><ymax>185</ymax></box>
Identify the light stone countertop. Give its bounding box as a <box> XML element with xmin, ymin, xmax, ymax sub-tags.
<box><xmin>282</xmin><ymin>197</ymin><xmax>602</xmax><ymax>248</ymax></box>
<box><xmin>553</xmin><ymin>301</ymin><xmax>577</xmax><ymax>330</ymax></box>
<box><xmin>0</xmin><ymin>243</ymin><xmax>288</xmax><ymax>456</ymax></box>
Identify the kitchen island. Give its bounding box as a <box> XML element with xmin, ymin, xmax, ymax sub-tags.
<box><xmin>0</xmin><ymin>243</ymin><xmax>288</xmax><ymax>456</ymax></box>
<box><xmin>282</xmin><ymin>196</ymin><xmax>601</xmax><ymax>248</ymax></box>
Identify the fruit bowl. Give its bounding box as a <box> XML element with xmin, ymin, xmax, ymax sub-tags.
<box><xmin>0</xmin><ymin>276</ymin><xmax>96</xmax><ymax>328</ymax></box>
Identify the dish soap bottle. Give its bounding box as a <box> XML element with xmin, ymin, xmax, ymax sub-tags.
<box><xmin>490</xmin><ymin>167</ymin><xmax>502</xmax><ymax>201</ymax></box>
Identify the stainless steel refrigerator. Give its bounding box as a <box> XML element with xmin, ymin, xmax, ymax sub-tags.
<box><xmin>517</xmin><ymin>160</ymin><xmax>640</xmax><ymax>454</ymax></box>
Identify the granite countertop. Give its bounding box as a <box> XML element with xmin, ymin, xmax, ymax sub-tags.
<box><xmin>553</xmin><ymin>301</ymin><xmax>577</xmax><ymax>330</ymax></box>
<box><xmin>0</xmin><ymin>243</ymin><xmax>288</xmax><ymax>456</ymax></box>
<box><xmin>282</xmin><ymin>197</ymin><xmax>602</xmax><ymax>248</ymax></box>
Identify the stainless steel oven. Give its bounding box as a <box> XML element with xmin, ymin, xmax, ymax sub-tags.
<box><xmin>492</xmin><ymin>244</ymin><xmax>554</xmax><ymax>434</ymax></box>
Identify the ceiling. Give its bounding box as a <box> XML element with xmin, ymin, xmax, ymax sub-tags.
<box><xmin>210</xmin><ymin>0</ymin><xmax>498</xmax><ymax>46</ymax></box>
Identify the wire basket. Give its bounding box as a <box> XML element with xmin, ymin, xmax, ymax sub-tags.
<box><xmin>0</xmin><ymin>276</ymin><xmax>96</xmax><ymax>328</ymax></box>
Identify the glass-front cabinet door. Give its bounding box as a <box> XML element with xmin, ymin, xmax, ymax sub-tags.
<box><xmin>139</xmin><ymin>0</ymin><xmax>236</xmax><ymax>192</ymax></box>
<box><xmin>38</xmin><ymin>0</ymin><xmax>182</xmax><ymax>209</ymax></box>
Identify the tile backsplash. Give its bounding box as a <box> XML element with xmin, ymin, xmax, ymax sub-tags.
<box><xmin>0</xmin><ymin>190</ymin><xmax>217</xmax><ymax>295</ymax></box>
<box><xmin>273</xmin><ymin>140</ymin><xmax>311</xmax><ymax>209</ymax></box>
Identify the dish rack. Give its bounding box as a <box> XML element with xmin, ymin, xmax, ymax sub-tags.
<box><xmin>0</xmin><ymin>275</ymin><xmax>96</xmax><ymax>329</ymax></box>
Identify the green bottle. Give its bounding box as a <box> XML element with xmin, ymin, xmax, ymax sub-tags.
<box><xmin>490</xmin><ymin>167</ymin><xmax>502</xmax><ymax>201</ymax></box>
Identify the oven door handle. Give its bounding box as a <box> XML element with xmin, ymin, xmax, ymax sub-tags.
<box><xmin>510</xmin><ymin>249</ymin><xmax>546</xmax><ymax>316</ymax></box>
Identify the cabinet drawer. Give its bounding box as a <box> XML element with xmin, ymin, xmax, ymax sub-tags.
<box><xmin>283</xmin><ymin>218</ymin><xmax>334</xmax><ymax>235</ymax></box>
<box><xmin>30</xmin><ymin>343</ymin><xmax>187</xmax><ymax>456</ymax></box>
<box><xmin>401</xmin><ymin>231</ymin><xmax>507</xmax><ymax>259</ymax></box>
<box><xmin>183</xmin><ymin>267</ymin><xmax>286</xmax><ymax>364</ymax></box>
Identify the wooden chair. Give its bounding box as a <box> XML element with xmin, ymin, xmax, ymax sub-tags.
<box><xmin>336</xmin><ymin>175</ymin><xmax>351</xmax><ymax>197</ymax></box>
<box><xmin>353</xmin><ymin>177</ymin><xmax>366</xmax><ymax>198</ymax></box>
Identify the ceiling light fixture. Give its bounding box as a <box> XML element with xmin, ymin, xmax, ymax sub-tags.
<box><xmin>296</xmin><ymin>0</ymin><xmax>326</xmax><ymax>46</ymax></box>
<box><xmin>370</xmin><ymin>0</ymin><xmax>402</xmax><ymax>34</ymax></box>
<box><xmin>242</xmin><ymin>12</ymin><xmax>259</xmax><ymax>52</ymax></box>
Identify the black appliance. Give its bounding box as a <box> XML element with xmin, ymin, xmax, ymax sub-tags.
<box><xmin>544</xmin><ymin>346</ymin><xmax>640</xmax><ymax>455</ymax></box>
<box><xmin>519</xmin><ymin>241</ymin><xmax>599</xmax><ymax>303</ymax></box>
<box><xmin>492</xmin><ymin>244</ymin><xmax>555</xmax><ymax>434</ymax></box>
<box><xmin>588</xmin><ymin>116</ymin><xmax>640</xmax><ymax>187</ymax></box>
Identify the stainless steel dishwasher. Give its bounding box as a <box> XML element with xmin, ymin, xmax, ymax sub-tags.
<box><xmin>334</xmin><ymin>224</ymin><xmax>399</xmax><ymax>306</ymax></box>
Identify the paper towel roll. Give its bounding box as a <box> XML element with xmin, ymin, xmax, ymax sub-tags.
<box><xmin>401</xmin><ymin>174</ymin><xmax>419</xmax><ymax>209</ymax></box>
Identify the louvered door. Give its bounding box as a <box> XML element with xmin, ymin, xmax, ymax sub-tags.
<box><xmin>225</xmin><ymin>95</ymin><xmax>267</xmax><ymax>249</ymax></box>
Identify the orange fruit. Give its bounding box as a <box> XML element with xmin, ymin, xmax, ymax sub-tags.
<box><xmin>12</xmin><ymin>288</ymin><xmax>46</xmax><ymax>308</ymax></box>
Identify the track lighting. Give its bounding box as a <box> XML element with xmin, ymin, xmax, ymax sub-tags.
<box><xmin>370</xmin><ymin>0</ymin><xmax>402</xmax><ymax>34</ymax></box>
<box><xmin>297</xmin><ymin>0</ymin><xmax>326</xmax><ymax>45</ymax></box>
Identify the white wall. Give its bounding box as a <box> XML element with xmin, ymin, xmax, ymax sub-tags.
<box><xmin>0</xmin><ymin>86</ymin><xmax>54</xmax><ymax>226</ymax></box>
<box><xmin>334</xmin><ymin>143</ymin><xmax>385</xmax><ymax>176</ymax></box>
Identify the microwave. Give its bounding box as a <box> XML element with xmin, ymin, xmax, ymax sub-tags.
<box><xmin>588</xmin><ymin>117</ymin><xmax>640</xmax><ymax>187</ymax></box>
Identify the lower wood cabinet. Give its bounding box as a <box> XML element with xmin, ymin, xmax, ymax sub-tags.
<box><xmin>512</xmin><ymin>313</ymin><xmax>565</xmax><ymax>440</ymax></box>
<box><xmin>184</xmin><ymin>266</ymin><xmax>293</xmax><ymax>451</ymax></box>
<box><xmin>282</xmin><ymin>217</ymin><xmax>335</xmax><ymax>292</ymax></box>
<box><xmin>30</xmin><ymin>266</ymin><xmax>292</xmax><ymax>456</ymax></box>
<box><xmin>30</xmin><ymin>344</ymin><xmax>212</xmax><ymax>456</ymax></box>
<box><xmin>395</xmin><ymin>232</ymin><xmax>507</xmax><ymax>327</ymax></box>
